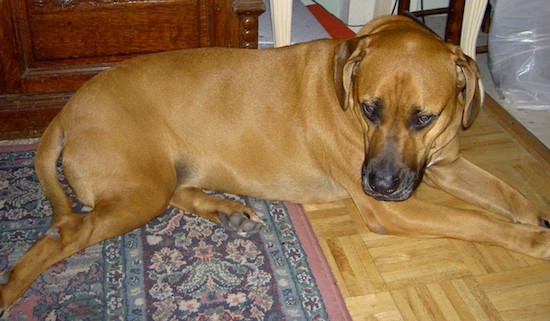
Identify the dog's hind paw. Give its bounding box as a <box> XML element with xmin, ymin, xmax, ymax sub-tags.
<box><xmin>219</xmin><ymin>212</ymin><xmax>263</xmax><ymax>237</ymax></box>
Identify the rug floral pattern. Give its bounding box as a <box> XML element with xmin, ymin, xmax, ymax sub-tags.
<box><xmin>0</xmin><ymin>146</ymin><xmax>328</xmax><ymax>320</ymax></box>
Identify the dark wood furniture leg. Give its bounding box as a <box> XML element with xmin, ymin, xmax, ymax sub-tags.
<box><xmin>397</xmin><ymin>0</ymin><xmax>465</xmax><ymax>46</ymax></box>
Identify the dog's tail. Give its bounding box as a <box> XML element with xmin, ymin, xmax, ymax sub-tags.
<box><xmin>34</xmin><ymin>116</ymin><xmax>73</xmax><ymax>217</ymax></box>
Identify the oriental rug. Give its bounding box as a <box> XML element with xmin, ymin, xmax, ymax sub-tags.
<box><xmin>0</xmin><ymin>141</ymin><xmax>351</xmax><ymax>321</ymax></box>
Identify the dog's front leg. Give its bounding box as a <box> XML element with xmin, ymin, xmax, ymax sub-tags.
<box><xmin>350</xmin><ymin>193</ymin><xmax>550</xmax><ymax>260</ymax></box>
<box><xmin>423</xmin><ymin>156</ymin><xmax>549</xmax><ymax>228</ymax></box>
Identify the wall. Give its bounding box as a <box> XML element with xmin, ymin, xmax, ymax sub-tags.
<box><xmin>300</xmin><ymin>0</ymin><xmax>449</xmax><ymax>29</ymax></box>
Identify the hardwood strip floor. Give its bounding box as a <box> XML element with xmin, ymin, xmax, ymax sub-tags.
<box><xmin>304</xmin><ymin>97</ymin><xmax>550</xmax><ymax>320</ymax></box>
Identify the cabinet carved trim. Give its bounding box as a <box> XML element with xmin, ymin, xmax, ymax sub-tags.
<box><xmin>34</xmin><ymin>0</ymin><xmax>146</xmax><ymax>10</ymax></box>
<box><xmin>0</xmin><ymin>0</ymin><xmax>265</xmax><ymax>139</ymax></box>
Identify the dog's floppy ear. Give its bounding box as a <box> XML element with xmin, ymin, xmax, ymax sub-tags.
<box><xmin>453</xmin><ymin>46</ymin><xmax>483</xmax><ymax>128</ymax></box>
<box><xmin>333</xmin><ymin>36</ymin><xmax>367</xmax><ymax>110</ymax></box>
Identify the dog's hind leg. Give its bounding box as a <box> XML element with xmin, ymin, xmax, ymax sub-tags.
<box><xmin>170</xmin><ymin>187</ymin><xmax>264</xmax><ymax>236</ymax></box>
<box><xmin>0</xmin><ymin>187</ymin><xmax>172</xmax><ymax>313</ymax></box>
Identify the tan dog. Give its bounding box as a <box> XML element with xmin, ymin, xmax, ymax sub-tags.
<box><xmin>1</xmin><ymin>15</ymin><xmax>549</xmax><ymax>313</ymax></box>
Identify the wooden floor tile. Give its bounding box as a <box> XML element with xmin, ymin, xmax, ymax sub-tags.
<box><xmin>476</xmin><ymin>264</ymin><xmax>550</xmax><ymax>321</ymax></box>
<box><xmin>345</xmin><ymin>292</ymin><xmax>403</xmax><ymax>321</ymax></box>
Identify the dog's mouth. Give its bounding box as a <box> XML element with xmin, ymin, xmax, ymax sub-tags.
<box><xmin>361</xmin><ymin>160</ymin><xmax>423</xmax><ymax>201</ymax></box>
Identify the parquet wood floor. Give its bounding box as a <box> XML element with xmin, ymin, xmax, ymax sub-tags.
<box><xmin>304</xmin><ymin>96</ymin><xmax>550</xmax><ymax>321</ymax></box>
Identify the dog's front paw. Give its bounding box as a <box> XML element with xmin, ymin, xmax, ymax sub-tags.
<box><xmin>530</xmin><ymin>229</ymin><xmax>550</xmax><ymax>261</ymax></box>
<box><xmin>219</xmin><ymin>212</ymin><xmax>263</xmax><ymax>237</ymax></box>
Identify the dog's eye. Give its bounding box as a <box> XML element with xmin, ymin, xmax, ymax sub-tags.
<box><xmin>414</xmin><ymin>114</ymin><xmax>436</xmax><ymax>130</ymax></box>
<box><xmin>362</xmin><ymin>102</ymin><xmax>376</xmax><ymax>115</ymax></box>
<box><xmin>418</xmin><ymin>114</ymin><xmax>432</xmax><ymax>124</ymax></box>
<box><xmin>359</xmin><ymin>101</ymin><xmax>381</xmax><ymax>122</ymax></box>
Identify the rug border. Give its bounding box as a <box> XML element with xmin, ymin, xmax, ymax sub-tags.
<box><xmin>285</xmin><ymin>201</ymin><xmax>353</xmax><ymax>321</ymax></box>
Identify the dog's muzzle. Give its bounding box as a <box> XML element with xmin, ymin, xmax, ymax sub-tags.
<box><xmin>361</xmin><ymin>159</ymin><xmax>422</xmax><ymax>201</ymax></box>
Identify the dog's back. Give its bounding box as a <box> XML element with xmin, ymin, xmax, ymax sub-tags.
<box><xmin>46</xmin><ymin>39</ymin><xmax>352</xmax><ymax>205</ymax></box>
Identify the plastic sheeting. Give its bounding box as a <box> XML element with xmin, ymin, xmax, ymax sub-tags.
<box><xmin>488</xmin><ymin>0</ymin><xmax>550</xmax><ymax>110</ymax></box>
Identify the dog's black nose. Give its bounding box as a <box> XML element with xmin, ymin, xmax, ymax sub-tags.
<box><xmin>368</xmin><ymin>172</ymin><xmax>401</xmax><ymax>196</ymax></box>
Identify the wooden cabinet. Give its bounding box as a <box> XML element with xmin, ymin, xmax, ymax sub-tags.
<box><xmin>0</xmin><ymin>0</ymin><xmax>265</xmax><ymax>139</ymax></box>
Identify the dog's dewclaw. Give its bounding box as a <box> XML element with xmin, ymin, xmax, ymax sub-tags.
<box><xmin>45</xmin><ymin>226</ymin><xmax>61</xmax><ymax>239</ymax></box>
<box><xmin>0</xmin><ymin>270</ymin><xmax>8</xmax><ymax>318</ymax></box>
<box><xmin>0</xmin><ymin>270</ymin><xmax>9</xmax><ymax>285</ymax></box>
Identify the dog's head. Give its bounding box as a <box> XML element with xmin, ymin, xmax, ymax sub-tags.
<box><xmin>333</xmin><ymin>15</ymin><xmax>482</xmax><ymax>201</ymax></box>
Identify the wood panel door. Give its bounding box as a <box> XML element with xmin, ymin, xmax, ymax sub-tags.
<box><xmin>0</xmin><ymin>0</ymin><xmax>265</xmax><ymax>139</ymax></box>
